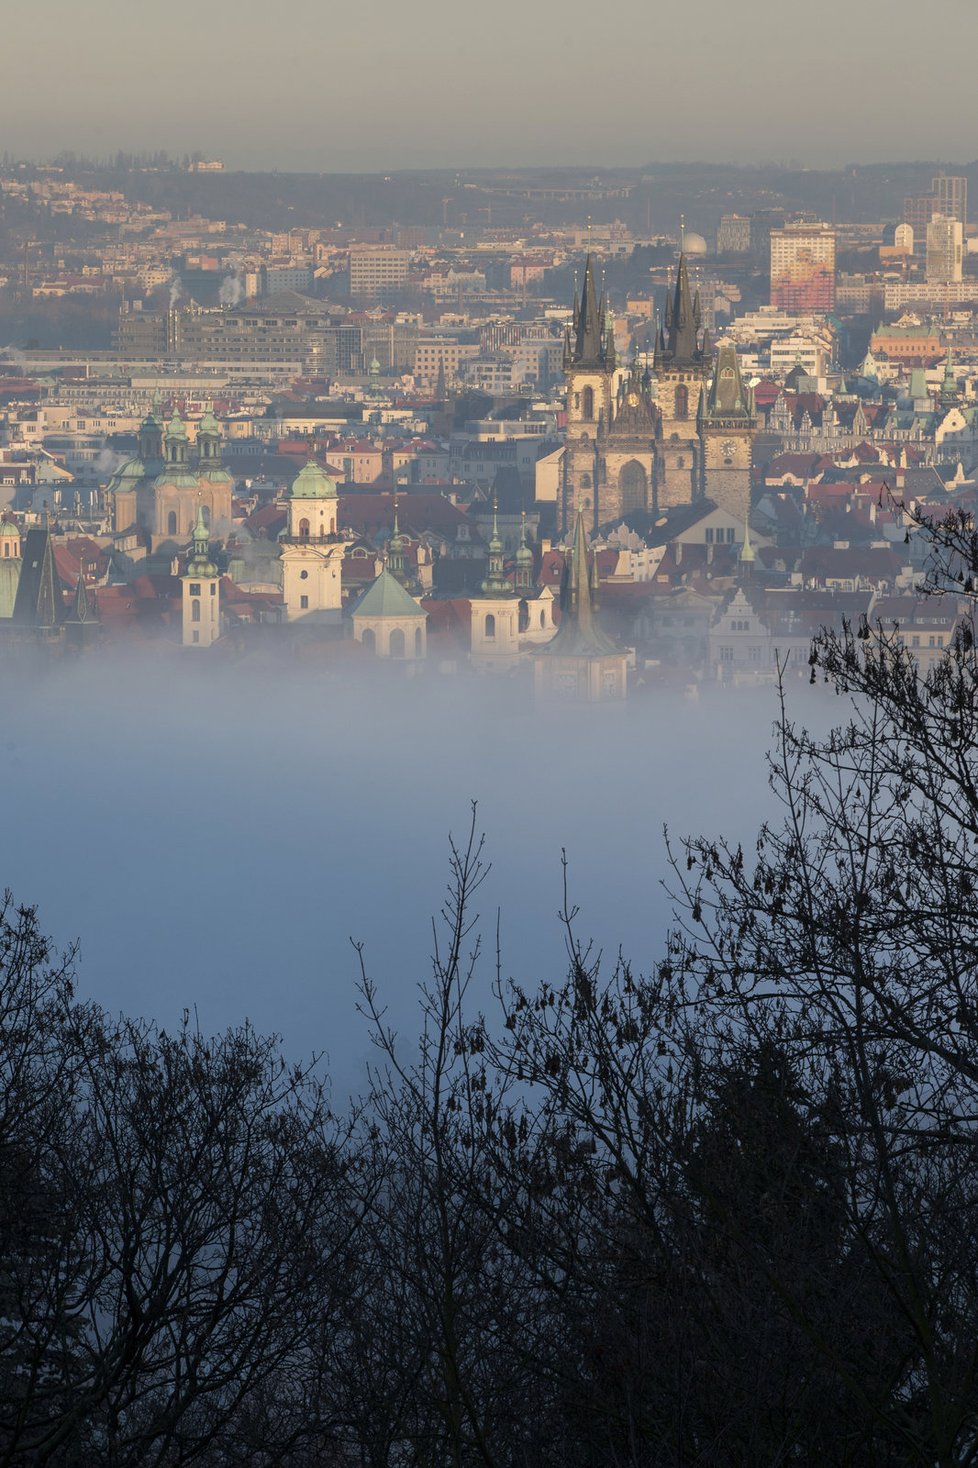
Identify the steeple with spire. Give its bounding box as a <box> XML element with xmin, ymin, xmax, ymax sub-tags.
<box><xmin>481</xmin><ymin>496</ymin><xmax>512</xmax><ymax>596</ymax></box>
<box><xmin>514</xmin><ymin>510</ymin><xmax>534</xmax><ymax>593</ymax></box>
<box><xmin>188</xmin><ymin>502</ymin><xmax>217</xmax><ymax>579</ymax></box>
<box><xmin>572</xmin><ymin>253</ymin><xmax>613</xmax><ymax>368</ymax></box>
<box><xmin>656</xmin><ymin>219</ymin><xmax>707</xmax><ymax>368</ymax></box>
<box><xmin>533</xmin><ymin>508</ymin><xmax>627</xmax><ymax>700</ymax></box>
<box><xmin>181</xmin><ymin>503</ymin><xmax>221</xmax><ymax>647</ymax></box>
<box><xmin>387</xmin><ymin>495</ymin><xmax>406</xmax><ymax>581</ymax></box>
<box><xmin>562</xmin><ymin>245</ymin><xmax>620</xmax><ymax>532</ymax></box>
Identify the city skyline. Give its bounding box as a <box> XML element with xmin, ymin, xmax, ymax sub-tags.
<box><xmin>4</xmin><ymin>0</ymin><xmax>977</xmax><ymax>171</ymax></box>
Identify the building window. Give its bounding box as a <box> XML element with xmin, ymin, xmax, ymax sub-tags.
<box><xmin>720</xmin><ymin>646</ymin><xmax>734</xmax><ymax>661</ymax></box>
<box><xmin>300</xmin><ymin>569</ymin><xmax>309</xmax><ymax>579</ymax></box>
<box><xmin>167</xmin><ymin>511</ymin><xmax>177</xmax><ymax>535</ymax></box>
<box><xmin>485</xmin><ymin>612</ymin><xmax>496</xmax><ymax>639</ymax></box>
<box><xmin>582</xmin><ymin>385</ymin><xmax>594</xmax><ymax>421</ymax></box>
<box><xmin>191</xmin><ymin>600</ymin><xmax>201</xmax><ymax>622</ymax></box>
<box><xmin>300</xmin><ymin>595</ymin><xmax>309</xmax><ymax>610</ymax></box>
<box><xmin>675</xmin><ymin>384</ymin><xmax>689</xmax><ymax>419</ymax></box>
<box><xmin>210</xmin><ymin>583</ymin><xmax>216</xmax><ymax>596</ymax></box>
<box><xmin>299</xmin><ymin>518</ymin><xmax>310</xmax><ymax>538</ymax></box>
<box><xmin>189</xmin><ymin>583</ymin><xmax>201</xmax><ymax>596</ymax></box>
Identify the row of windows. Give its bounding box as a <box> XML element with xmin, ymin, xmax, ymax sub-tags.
<box><xmin>719</xmin><ymin>645</ymin><xmax>764</xmax><ymax>662</ymax></box>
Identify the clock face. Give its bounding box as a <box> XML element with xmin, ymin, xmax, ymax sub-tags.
<box><xmin>720</xmin><ymin>439</ymin><xmax>736</xmax><ymax>455</ymax></box>
<box><xmin>626</xmin><ymin>390</ymin><xmax>640</xmax><ymax>407</ymax></box>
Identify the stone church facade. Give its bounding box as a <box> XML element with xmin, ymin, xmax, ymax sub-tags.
<box><xmin>561</xmin><ymin>250</ymin><xmax>756</xmax><ymax>535</ymax></box>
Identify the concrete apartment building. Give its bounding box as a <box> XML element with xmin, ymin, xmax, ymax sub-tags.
<box><xmin>716</xmin><ymin>214</ymin><xmax>751</xmax><ymax>254</ymax></box>
<box><xmin>116</xmin><ymin>294</ymin><xmax>364</xmax><ymax>373</ymax></box>
<box><xmin>770</xmin><ymin>222</ymin><xmax>837</xmax><ymax>313</ymax></box>
<box><xmin>349</xmin><ymin>248</ymin><xmax>411</xmax><ymax>300</ymax></box>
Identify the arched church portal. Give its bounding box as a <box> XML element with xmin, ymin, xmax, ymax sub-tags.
<box><xmin>619</xmin><ymin>461</ymin><xmax>648</xmax><ymax>514</ymax></box>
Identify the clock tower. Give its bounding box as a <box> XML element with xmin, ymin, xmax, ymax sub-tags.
<box><xmin>699</xmin><ymin>339</ymin><xmax>756</xmax><ymax>524</ymax></box>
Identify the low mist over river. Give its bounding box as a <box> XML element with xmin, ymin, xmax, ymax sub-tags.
<box><xmin>1</xmin><ymin>658</ymin><xmax>822</xmax><ymax>1091</ymax></box>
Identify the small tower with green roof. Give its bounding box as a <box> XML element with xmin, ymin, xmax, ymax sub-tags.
<box><xmin>196</xmin><ymin>405</ymin><xmax>233</xmax><ymax>484</ymax></box>
<box><xmin>471</xmin><ymin>496</ymin><xmax>521</xmax><ymax>671</ymax></box>
<box><xmin>182</xmin><ymin>503</ymin><xmax>221</xmax><ymax>647</ymax></box>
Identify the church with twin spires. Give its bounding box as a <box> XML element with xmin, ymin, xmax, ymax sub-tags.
<box><xmin>561</xmin><ymin>238</ymin><xmax>756</xmax><ymax>534</ymax></box>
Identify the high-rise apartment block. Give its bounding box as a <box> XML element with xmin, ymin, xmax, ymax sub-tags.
<box><xmin>926</xmin><ymin>214</ymin><xmax>964</xmax><ymax>283</ymax></box>
<box><xmin>349</xmin><ymin>247</ymin><xmax>411</xmax><ymax>300</ymax></box>
<box><xmin>933</xmin><ymin>172</ymin><xmax>967</xmax><ymax>225</ymax></box>
<box><xmin>716</xmin><ymin>214</ymin><xmax>751</xmax><ymax>254</ymax></box>
<box><xmin>769</xmin><ymin>222</ymin><xmax>836</xmax><ymax>312</ymax></box>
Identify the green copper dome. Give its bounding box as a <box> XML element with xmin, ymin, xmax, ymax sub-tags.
<box><xmin>166</xmin><ymin>411</ymin><xmax>188</xmax><ymax>440</ymax></box>
<box><xmin>290</xmin><ymin>457</ymin><xmax>337</xmax><ymax>499</ymax></box>
<box><xmin>353</xmin><ymin>568</ymin><xmax>424</xmax><ymax>618</ymax></box>
<box><xmin>198</xmin><ymin>407</ymin><xmax>221</xmax><ymax>437</ymax></box>
<box><xmin>0</xmin><ymin>518</ymin><xmax>21</xmax><ymax>538</ymax></box>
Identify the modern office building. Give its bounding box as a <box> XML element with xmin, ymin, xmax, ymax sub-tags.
<box><xmin>926</xmin><ymin>214</ymin><xmax>964</xmax><ymax>283</ymax></box>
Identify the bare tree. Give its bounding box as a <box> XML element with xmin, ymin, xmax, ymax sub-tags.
<box><xmin>0</xmin><ymin>900</ymin><xmax>360</xmax><ymax>1467</ymax></box>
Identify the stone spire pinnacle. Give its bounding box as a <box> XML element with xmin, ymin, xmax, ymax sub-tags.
<box><xmin>656</xmin><ymin>232</ymin><xmax>703</xmax><ymax>367</ymax></box>
<box><xmin>573</xmin><ymin>253</ymin><xmax>607</xmax><ymax>366</ymax></box>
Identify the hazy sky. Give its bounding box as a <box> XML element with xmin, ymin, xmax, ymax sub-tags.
<box><xmin>3</xmin><ymin>0</ymin><xmax>975</xmax><ymax>172</ymax></box>
<box><xmin>1</xmin><ymin>658</ymin><xmax>800</xmax><ymax>1095</ymax></box>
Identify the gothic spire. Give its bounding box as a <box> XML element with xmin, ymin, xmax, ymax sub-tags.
<box><xmin>573</xmin><ymin>253</ymin><xmax>607</xmax><ymax>366</ymax></box>
<box><xmin>654</xmin><ymin>231</ymin><xmax>701</xmax><ymax>367</ymax></box>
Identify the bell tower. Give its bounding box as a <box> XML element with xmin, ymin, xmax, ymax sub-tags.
<box><xmin>654</xmin><ymin>226</ymin><xmax>711</xmax><ymax>509</ymax></box>
<box><xmin>562</xmin><ymin>253</ymin><xmax>616</xmax><ymax>534</ymax></box>
<box><xmin>280</xmin><ymin>457</ymin><xmax>348</xmax><ymax>623</ymax></box>
<box><xmin>181</xmin><ymin>505</ymin><xmax>221</xmax><ymax>648</ymax></box>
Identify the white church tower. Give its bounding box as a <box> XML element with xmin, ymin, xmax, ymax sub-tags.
<box><xmin>181</xmin><ymin>504</ymin><xmax>221</xmax><ymax>647</ymax></box>
<box><xmin>280</xmin><ymin>457</ymin><xmax>348</xmax><ymax>623</ymax></box>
